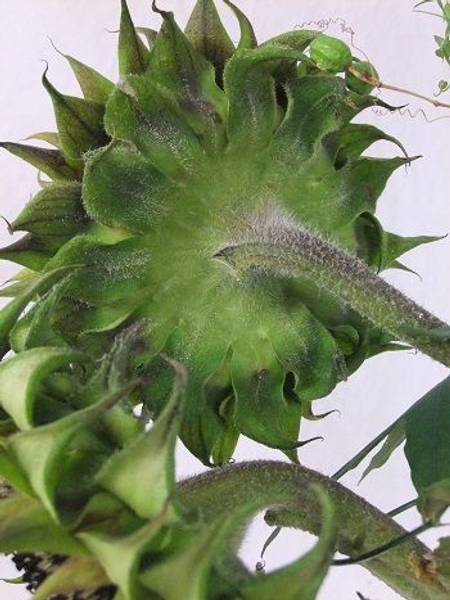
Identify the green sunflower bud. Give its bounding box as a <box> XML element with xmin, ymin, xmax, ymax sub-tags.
<box><xmin>309</xmin><ymin>34</ymin><xmax>352</xmax><ymax>72</ymax></box>
<box><xmin>346</xmin><ymin>61</ymin><xmax>379</xmax><ymax>94</ymax></box>
<box><xmin>0</xmin><ymin>0</ymin><xmax>436</xmax><ymax>468</ymax></box>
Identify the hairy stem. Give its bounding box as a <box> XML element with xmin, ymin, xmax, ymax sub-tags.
<box><xmin>178</xmin><ymin>461</ymin><xmax>450</xmax><ymax>600</ymax></box>
<box><xmin>214</xmin><ymin>218</ymin><xmax>450</xmax><ymax>367</ymax></box>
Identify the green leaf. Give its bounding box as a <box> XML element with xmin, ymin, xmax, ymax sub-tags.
<box><xmin>119</xmin><ymin>0</ymin><xmax>151</xmax><ymax>75</ymax></box>
<box><xmin>328</xmin><ymin>157</ymin><xmax>412</xmax><ymax>229</ymax></box>
<box><xmin>7</xmin><ymin>378</ymin><xmax>137</xmax><ymax>522</ymax></box>
<box><xmin>105</xmin><ymin>77</ymin><xmax>204</xmax><ymax>178</ymax></box>
<box><xmin>0</xmin><ymin>232</ymin><xmax>55</xmax><ymax>270</ymax></box>
<box><xmin>135</xmin><ymin>27</ymin><xmax>158</xmax><ymax>49</ymax></box>
<box><xmin>231</xmin><ymin>336</ymin><xmax>302</xmax><ymax>456</ymax></box>
<box><xmin>0</xmin><ymin>492</ymin><xmax>86</xmax><ymax>554</ymax></box>
<box><xmin>273</xmin><ymin>76</ymin><xmax>356</xmax><ymax>161</ymax></box>
<box><xmin>42</xmin><ymin>67</ymin><xmax>109</xmax><ymax>163</ymax></box>
<box><xmin>78</xmin><ymin>513</ymin><xmax>165</xmax><ymax>600</ymax></box>
<box><xmin>223</xmin><ymin>46</ymin><xmax>308</xmax><ymax>151</ymax></box>
<box><xmin>0</xmin><ymin>347</ymin><xmax>85</xmax><ymax>430</ymax></box>
<box><xmin>332</xmin><ymin>416</ymin><xmax>404</xmax><ymax>481</ymax></box>
<box><xmin>45</xmin><ymin>236</ymin><xmax>152</xmax><ymax>306</ymax></box>
<box><xmin>328</xmin><ymin>123</ymin><xmax>408</xmax><ymax>167</ymax></box>
<box><xmin>0</xmin><ymin>142</ymin><xmax>77</xmax><ymax>181</ymax></box>
<box><xmin>26</xmin><ymin>131</ymin><xmax>61</xmax><ymax>148</ymax></box>
<box><xmin>32</xmin><ymin>556</ymin><xmax>110</xmax><ymax>600</ymax></box>
<box><xmin>223</xmin><ymin>0</ymin><xmax>257</xmax><ymax>49</ymax></box>
<box><xmin>0</xmin><ymin>269</ymin><xmax>39</xmax><ymax>298</ymax></box>
<box><xmin>140</xmin><ymin>506</ymin><xmax>259</xmax><ymax>600</ymax></box>
<box><xmin>383</xmin><ymin>230</ymin><xmax>443</xmax><ymax>269</ymax></box>
<box><xmin>359</xmin><ymin>420</ymin><xmax>406</xmax><ymax>482</ymax></box>
<box><xmin>97</xmin><ymin>358</ymin><xmax>186</xmax><ymax>519</ymax></box>
<box><xmin>241</xmin><ymin>486</ymin><xmax>336</xmax><ymax>600</ymax></box>
<box><xmin>262</xmin><ymin>30</ymin><xmax>318</xmax><ymax>52</ymax></box>
<box><xmin>353</xmin><ymin>213</ymin><xmax>438</xmax><ymax>272</ymax></box>
<box><xmin>417</xmin><ymin>478</ymin><xmax>450</xmax><ymax>523</ymax></box>
<box><xmin>145</xmin><ymin>5</ymin><xmax>228</xmax><ymax>151</ymax></box>
<box><xmin>404</xmin><ymin>376</ymin><xmax>450</xmax><ymax>493</ymax></box>
<box><xmin>210</xmin><ymin>396</ymin><xmax>240</xmax><ymax>466</ymax></box>
<box><xmin>184</xmin><ymin>0</ymin><xmax>235</xmax><ymax>81</ymax></box>
<box><xmin>83</xmin><ymin>143</ymin><xmax>175</xmax><ymax>234</ymax></box>
<box><xmin>0</xmin><ymin>265</ymin><xmax>82</xmax><ymax>358</ymax></box>
<box><xmin>334</xmin><ymin>377</ymin><xmax>450</xmax><ymax>482</ymax></box>
<box><xmin>0</xmin><ymin>441</ymin><xmax>33</xmax><ymax>494</ymax></box>
<box><xmin>10</xmin><ymin>280</ymin><xmax>73</xmax><ymax>351</ymax></box>
<box><xmin>10</xmin><ymin>182</ymin><xmax>88</xmax><ymax>242</ymax></box>
<box><xmin>65</xmin><ymin>54</ymin><xmax>115</xmax><ymax>104</ymax></box>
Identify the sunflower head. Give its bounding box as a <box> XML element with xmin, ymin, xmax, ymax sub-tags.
<box><xmin>0</xmin><ymin>0</ymin><xmax>429</xmax><ymax>465</ymax></box>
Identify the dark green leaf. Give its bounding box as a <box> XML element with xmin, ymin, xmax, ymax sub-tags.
<box><xmin>184</xmin><ymin>0</ymin><xmax>235</xmax><ymax>81</ymax></box>
<box><xmin>354</xmin><ymin>212</ymin><xmax>385</xmax><ymax>270</ymax></box>
<box><xmin>26</xmin><ymin>132</ymin><xmax>60</xmax><ymax>148</ymax></box>
<box><xmin>383</xmin><ymin>231</ymin><xmax>443</xmax><ymax>268</ymax></box>
<box><xmin>105</xmin><ymin>77</ymin><xmax>204</xmax><ymax>177</ymax></box>
<box><xmin>119</xmin><ymin>0</ymin><xmax>150</xmax><ymax>75</ymax></box>
<box><xmin>231</xmin><ymin>336</ymin><xmax>302</xmax><ymax>456</ymax></box>
<box><xmin>224</xmin><ymin>45</ymin><xmax>309</xmax><ymax>151</ymax></box>
<box><xmin>223</xmin><ymin>0</ymin><xmax>257</xmax><ymax>49</ymax></box>
<box><xmin>0</xmin><ymin>347</ymin><xmax>85</xmax><ymax>431</ymax></box>
<box><xmin>83</xmin><ymin>143</ymin><xmax>175</xmax><ymax>234</ymax></box>
<box><xmin>359</xmin><ymin>421</ymin><xmax>406</xmax><ymax>482</ymax></box>
<box><xmin>45</xmin><ymin>235</ymin><xmax>152</xmax><ymax>306</ymax></box>
<box><xmin>65</xmin><ymin>55</ymin><xmax>115</xmax><ymax>104</ymax></box>
<box><xmin>135</xmin><ymin>27</ymin><xmax>158</xmax><ymax>49</ymax></box>
<box><xmin>97</xmin><ymin>357</ymin><xmax>185</xmax><ymax>519</ymax></box>
<box><xmin>327</xmin><ymin>123</ymin><xmax>408</xmax><ymax>167</ymax></box>
<box><xmin>11</xmin><ymin>182</ymin><xmax>88</xmax><ymax>242</ymax></box>
<box><xmin>0</xmin><ymin>233</ymin><xmax>55</xmax><ymax>270</ymax></box>
<box><xmin>404</xmin><ymin>376</ymin><xmax>450</xmax><ymax>492</ymax></box>
<box><xmin>273</xmin><ymin>76</ymin><xmax>351</xmax><ymax>163</ymax></box>
<box><xmin>0</xmin><ymin>266</ymin><xmax>82</xmax><ymax>358</ymax></box>
<box><xmin>0</xmin><ymin>493</ymin><xmax>85</xmax><ymax>554</ymax></box>
<box><xmin>0</xmin><ymin>142</ymin><xmax>77</xmax><ymax>181</ymax></box>
<box><xmin>145</xmin><ymin>6</ymin><xmax>228</xmax><ymax>152</ymax></box>
<box><xmin>262</xmin><ymin>30</ymin><xmax>318</xmax><ymax>52</ymax></box>
<box><xmin>43</xmin><ymin>68</ymin><xmax>109</xmax><ymax>163</ymax></box>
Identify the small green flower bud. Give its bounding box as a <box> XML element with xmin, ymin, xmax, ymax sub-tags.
<box><xmin>346</xmin><ymin>61</ymin><xmax>379</xmax><ymax>94</ymax></box>
<box><xmin>309</xmin><ymin>35</ymin><xmax>352</xmax><ymax>73</ymax></box>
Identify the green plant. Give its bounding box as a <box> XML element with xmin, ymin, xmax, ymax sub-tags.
<box><xmin>0</xmin><ymin>1</ymin><xmax>449</xmax><ymax>599</ymax></box>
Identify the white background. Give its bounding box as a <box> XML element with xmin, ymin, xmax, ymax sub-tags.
<box><xmin>0</xmin><ymin>1</ymin><xmax>449</xmax><ymax>599</ymax></box>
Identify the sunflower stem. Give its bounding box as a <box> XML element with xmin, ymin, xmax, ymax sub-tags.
<box><xmin>178</xmin><ymin>461</ymin><xmax>449</xmax><ymax>600</ymax></box>
<box><xmin>214</xmin><ymin>217</ymin><xmax>450</xmax><ymax>367</ymax></box>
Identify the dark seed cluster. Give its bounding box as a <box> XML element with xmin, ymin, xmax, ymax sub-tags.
<box><xmin>11</xmin><ymin>552</ymin><xmax>117</xmax><ymax>600</ymax></box>
<box><xmin>12</xmin><ymin>552</ymin><xmax>67</xmax><ymax>592</ymax></box>
<box><xmin>48</xmin><ymin>585</ymin><xmax>118</xmax><ymax>600</ymax></box>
